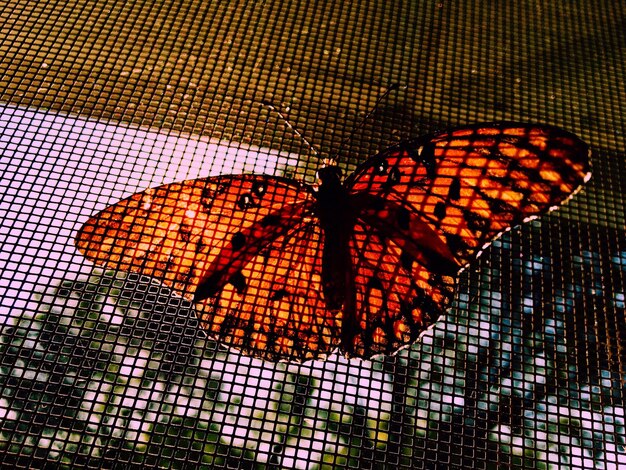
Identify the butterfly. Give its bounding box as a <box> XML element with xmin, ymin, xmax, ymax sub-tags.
<box><xmin>76</xmin><ymin>122</ymin><xmax>591</xmax><ymax>362</ymax></box>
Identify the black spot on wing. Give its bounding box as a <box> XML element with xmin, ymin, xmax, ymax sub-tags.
<box><xmin>261</xmin><ymin>214</ymin><xmax>281</xmax><ymax>227</ymax></box>
<box><xmin>252</xmin><ymin>181</ymin><xmax>267</xmax><ymax>197</ymax></box>
<box><xmin>406</xmin><ymin>141</ymin><xmax>436</xmax><ymax>179</ymax></box>
<box><xmin>195</xmin><ymin>272</ymin><xmax>220</xmax><ymax>301</ymax></box>
<box><xmin>374</xmin><ymin>158</ymin><xmax>389</xmax><ymax>175</ymax></box>
<box><xmin>179</xmin><ymin>222</ymin><xmax>193</xmax><ymax>242</ymax></box>
<box><xmin>434</xmin><ymin>201</ymin><xmax>447</xmax><ymax>220</ymax></box>
<box><xmin>271</xmin><ymin>288</ymin><xmax>288</xmax><ymax>301</ymax></box>
<box><xmin>396</xmin><ymin>207</ymin><xmax>411</xmax><ymax>231</ymax></box>
<box><xmin>195</xmin><ymin>237</ymin><xmax>207</xmax><ymax>256</ymax></box>
<box><xmin>409</xmin><ymin>287</ymin><xmax>443</xmax><ymax>323</ymax></box>
<box><xmin>229</xmin><ymin>271</ymin><xmax>247</xmax><ymax>294</ymax></box>
<box><xmin>259</xmin><ymin>247</ymin><xmax>271</xmax><ymax>262</ymax></box>
<box><xmin>400</xmin><ymin>250</ymin><xmax>414</xmax><ymax>271</ymax></box>
<box><xmin>367</xmin><ymin>277</ymin><xmax>384</xmax><ymax>291</ymax></box>
<box><xmin>462</xmin><ymin>209</ymin><xmax>490</xmax><ymax>232</ymax></box>
<box><xmin>549</xmin><ymin>184</ymin><xmax>566</xmax><ymax>201</ymax></box>
<box><xmin>237</xmin><ymin>193</ymin><xmax>257</xmax><ymax>210</ymax></box>
<box><xmin>479</xmin><ymin>191</ymin><xmax>514</xmax><ymax>215</ymax></box>
<box><xmin>489</xmin><ymin>174</ymin><xmax>532</xmax><ymax>200</ymax></box>
<box><xmin>444</xmin><ymin>233</ymin><xmax>470</xmax><ymax>258</ymax></box>
<box><xmin>200</xmin><ymin>182</ymin><xmax>228</xmax><ymax>210</ymax></box>
<box><xmin>194</xmin><ymin>267</ymin><xmax>248</xmax><ymax>302</ymax></box>
<box><xmin>177</xmin><ymin>265</ymin><xmax>195</xmax><ymax>284</ymax></box>
<box><xmin>387</xmin><ymin>166</ymin><xmax>401</xmax><ymax>186</ymax></box>
<box><xmin>372</xmin><ymin>159</ymin><xmax>402</xmax><ymax>189</ymax></box>
<box><xmin>449</xmin><ymin>178</ymin><xmax>461</xmax><ymax>200</ymax></box>
<box><xmin>231</xmin><ymin>232</ymin><xmax>246</xmax><ymax>251</ymax></box>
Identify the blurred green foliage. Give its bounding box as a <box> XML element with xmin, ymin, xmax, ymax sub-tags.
<box><xmin>1</xmin><ymin>224</ymin><xmax>624</xmax><ymax>468</ymax></box>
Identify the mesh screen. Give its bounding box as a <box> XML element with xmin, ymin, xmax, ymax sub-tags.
<box><xmin>1</xmin><ymin>1</ymin><xmax>624</xmax><ymax>468</ymax></box>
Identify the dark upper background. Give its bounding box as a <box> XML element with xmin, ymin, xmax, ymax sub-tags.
<box><xmin>2</xmin><ymin>2</ymin><xmax>622</xmax><ymax>216</ymax></box>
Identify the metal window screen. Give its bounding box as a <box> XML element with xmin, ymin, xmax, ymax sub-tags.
<box><xmin>1</xmin><ymin>1</ymin><xmax>624</xmax><ymax>468</ymax></box>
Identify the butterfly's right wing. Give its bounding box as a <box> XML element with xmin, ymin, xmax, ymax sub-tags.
<box><xmin>347</xmin><ymin>123</ymin><xmax>591</xmax><ymax>265</ymax></box>
<box><xmin>340</xmin><ymin>207</ymin><xmax>457</xmax><ymax>359</ymax></box>
<box><xmin>341</xmin><ymin>123</ymin><xmax>591</xmax><ymax>359</ymax></box>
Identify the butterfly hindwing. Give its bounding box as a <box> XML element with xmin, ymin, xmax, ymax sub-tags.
<box><xmin>345</xmin><ymin>214</ymin><xmax>456</xmax><ymax>358</ymax></box>
<box><xmin>196</xmin><ymin>218</ymin><xmax>342</xmax><ymax>362</ymax></box>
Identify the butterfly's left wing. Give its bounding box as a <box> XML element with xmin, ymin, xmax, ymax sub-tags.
<box><xmin>342</xmin><ymin>123</ymin><xmax>591</xmax><ymax>358</ymax></box>
<box><xmin>76</xmin><ymin>175</ymin><xmax>340</xmax><ymax>361</ymax></box>
<box><xmin>196</xmin><ymin>218</ymin><xmax>342</xmax><ymax>362</ymax></box>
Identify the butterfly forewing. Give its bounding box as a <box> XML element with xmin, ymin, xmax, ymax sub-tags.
<box><xmin>347</xmin><ymin>123</ymin><xmax>591</xmax><ymax>265</ymax></box>
<box><xmin>76</xmin><ymin>175</ymin><xmax>316</xmax><ymax>299</ymax></box>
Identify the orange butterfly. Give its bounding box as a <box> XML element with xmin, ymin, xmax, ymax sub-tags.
<box><xmin>76</xmin><ymin>123</ymin><xmax>591</xmax><ymax>362</ymax></box>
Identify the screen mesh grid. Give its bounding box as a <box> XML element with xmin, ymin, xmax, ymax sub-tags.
<box><xmin>1</xmin><ymin>1</ymin><xmax>624</xmax><ymax>468</ymax></box>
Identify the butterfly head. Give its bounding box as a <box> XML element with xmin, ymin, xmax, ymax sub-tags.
<box><xmin>316</xmin><ymin>159</ymin><xmax>343</xmax><ymax>187</ymax></box>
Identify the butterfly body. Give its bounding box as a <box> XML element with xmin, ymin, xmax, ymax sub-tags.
<box><xmin>311</xmin><ymin>164</ymin><xmax>355</xmax><ymax>312</ymax></box>
<box><xmin>76</xmin><ymin>122</ymin><xmax>591</xmax><ymax>362</ymax></box>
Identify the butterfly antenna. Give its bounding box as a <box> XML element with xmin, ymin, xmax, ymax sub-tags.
<box><xmin>262</xmin><ymin>83</ymin><xmax>403</xmax><ymax>161</ymax></box>
<box><xmin>334</xmin><ymin>83</ymin><xmax>404</xmax><ymax>158</ymax></box>
<box><xmin>261</xmin><ymin>101</ymin><xmax>320</xmax><ymax>157</ymax></box>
